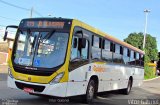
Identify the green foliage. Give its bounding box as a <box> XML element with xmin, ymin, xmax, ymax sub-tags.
<box><xmin>124</xmin><ymin>32</ymin><xmax>158</xmax><ymax>61</ymax></box>
<box><xmin>144</xmin><ymin>66</ymin><xmax>156</xmax><ymax>80</ymax></box>
<box><xmin>144</xmin><ymin>55</ymin><xmax>155</xmax><ymax>79</ymax></box>
<box><xmin>124</xmin><ymin>32</ymin><xmax>144</xmax><ymax>50</ymax></box>
<box><xmin>145</xmin><ymin>35</ymin><xmax>158</xmax><ymax>61</ymax></box>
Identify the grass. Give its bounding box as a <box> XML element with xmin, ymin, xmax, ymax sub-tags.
<box><xmin>144</xmin><ymin>75</ymin><xmax>157</xmax><ymax>80</ymax></box>
<box><xmin>144</xmin><ymin>65</ymin><xmax>157</xmax><ymax>80</ymax></box>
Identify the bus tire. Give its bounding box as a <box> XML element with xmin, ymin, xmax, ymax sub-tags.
<box><xmin>84</xmin><ymin>79</ymin><xmax>95</xmax><ymax>104</ymax></box>
<box><xmin>122</xmin><ymin>79</ymin><xmax>132</xmax><ymax>95</ymax></box>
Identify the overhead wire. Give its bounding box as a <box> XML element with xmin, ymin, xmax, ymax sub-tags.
<box><xmin>0</xmin><ymin>0</ymin><xmax>43</xmax><ymax>17</ymax></box>
<box><xmin>0</xmin><ymin>0</ymin><xmax>30</xmax><ymax>11</ymax></box>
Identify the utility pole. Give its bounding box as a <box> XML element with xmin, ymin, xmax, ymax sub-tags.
<box><xmin>143</xmin><ymin>9</ymin><xmax>150</xmax><ymax>50</ymax></box>
<box><xmin>30</xmin><ymin>7</ymin><xmax>34</xmax><ymax>18</ymax></box>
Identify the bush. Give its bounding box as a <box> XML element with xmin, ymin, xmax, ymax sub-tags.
<box><xmin>144</xmin><ymin>55</ymin><xmax>156</xmax><ymax>80</ymax></box>
<box><xmin>144</xmin><ymin>65</ymin><xmax>156</xmax><ymax>80</ymax></box>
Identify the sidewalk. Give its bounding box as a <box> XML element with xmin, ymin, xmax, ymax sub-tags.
<box><xmin>0</xmin><ymin>65</ymin><xmax>8</xmax><ymax>73</ymax></box>
<box><xmin>141</xmin><ymin>76</ymin><xmax>160</xmax><ymax>95</ymax></box>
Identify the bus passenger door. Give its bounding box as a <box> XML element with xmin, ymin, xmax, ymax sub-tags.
<box><xmin>67</xmin><ymin>35</ymin><xmax>90</xmax><ymax>97</ymax></box>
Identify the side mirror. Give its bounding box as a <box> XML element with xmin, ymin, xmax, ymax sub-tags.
<box><xmin>3</xmin><ymin>25</ymin><xmax>18</xmax><ymax>41</ymax></box>
<box><xmin>75</xmin><ymin>30</ymin><xmax>86</xmax><ymax>48</ymax></box>
<box><xmin>3</xmin><ymin>31</ymin><xmax>8</xmax><ymax>41</ymax></box>
<box><xmin>73</xmin><ymin>38</ymin><xmax>77</xmax><ymax>48</ymax></box>
<box><xmin>75</xmin><ymin>30</ymin><xmax>83</xmax><ymax>37</ymax></box>
<box><xmin>79</xmin><ymin>38</ymin><xmax>86</xmax><ymax>48</ymax></box>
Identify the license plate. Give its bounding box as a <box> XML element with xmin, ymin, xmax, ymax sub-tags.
<box><xmin>23</xmin><ymin>87</ymin><xmax>34</xmax><ymax>93</ymax></box>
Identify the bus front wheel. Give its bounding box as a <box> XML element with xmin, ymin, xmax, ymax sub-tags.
<box><xmin>84</xmin><ymin>79</ymin><xmax>95</xmax><ymax>104</ymax></box>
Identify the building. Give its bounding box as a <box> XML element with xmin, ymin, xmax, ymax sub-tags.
<box><xmin>0</xmin><ymin>29</ymin><xmax>16</xmax><ymax>64</ymax></box>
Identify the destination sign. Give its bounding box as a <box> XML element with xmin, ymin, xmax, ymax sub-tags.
<box><xmin>25</xmin><ymin>21</ymin><xmax>65</xmax><ymax>28</ymax></box>
<box><xmin>19</xmin><ymin>19</ymin><xmax>72</xmax><ymax>30</ymax></box>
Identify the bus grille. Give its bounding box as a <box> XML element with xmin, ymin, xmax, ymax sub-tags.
<box><xmin>14</xmin><ymin>66</ymin><xmax>54</xmax><ymax>76</ymax></box>
<box><xmin>15</xmin><ymin>81</ymin><xmax>45</xmax><ymax>92</ymax></box>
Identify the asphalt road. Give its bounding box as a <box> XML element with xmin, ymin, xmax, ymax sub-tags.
<box><xmin>0</xmin><ymin>74</ymin><xmax>160</xmax><ymax>105</ymax></box>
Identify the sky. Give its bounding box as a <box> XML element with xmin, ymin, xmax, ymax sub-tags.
<box><xmin>0</xmin><ymin>0</ymin><xmax>159</xmax><ymax>51</ymax></box>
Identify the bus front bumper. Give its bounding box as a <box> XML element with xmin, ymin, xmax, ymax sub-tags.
<box><xmin>7</xmin><ymin>76</ymin><xmax>67</xmax><ymax>97</ymax></box>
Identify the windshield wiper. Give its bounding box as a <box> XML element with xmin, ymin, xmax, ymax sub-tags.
<box><xmin>40</xmin><ymin>30</ymin><xmax>56</xmax><ymax>42</ymax></box>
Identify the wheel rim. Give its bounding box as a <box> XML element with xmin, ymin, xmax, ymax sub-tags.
<box><xmin>88</xmin><ymin>84</ymin><xmax>94</xmax><ymax>100</ymax></box>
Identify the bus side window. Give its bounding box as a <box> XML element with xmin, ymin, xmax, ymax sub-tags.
<box><xmin>120</xmin><ymin>46</ymin><xmax>123</xmax><ymax>55</ymax></box>
<box><xmin>127</xmin><ymin>49</ymin><xmax>130</xmax><ymax>57</ymax></box>
<box><xmin>102</xmin><ymin>39</ymin><xmax>113</xmax><ymax>62</ymax></box>
<box><xmin>129</xmin><ymin>50</ymin><xmax>135</xmax><ymax>65</ymax></box>
<box><xmin>110</xmin><ymin>42</ymin><xmax>115</xmax><ymax>52</ymax></box>
<box><xmin>92</xmin><ymin>35</ymin><xmax>101</xmax><ymax>59</ymax></box>
<box><xmin>71</xmin><ymin>36</ymin><xmax>89</xmax><ymax>61</ymax></box>
<box><xmin>123</xmin><ymin>47</ymin><xmax>130</xmax><ymax>65</ymax></box>
<box><xmin>70</xmin><ymin>36</ymin><xmax>79</xmax><ymax>60</ymax></box>
<box><xmin>69</xmin><ymin>36</ymin><xmax>89</xmax><ymax>71</ymax></box>
<box><xmin>81</xmin><ymin>39</ymin><xmax>89</xmax><ymax>59</ymax></box>
<box><xmin>113</xmin><ymin>44</ymin><xmax>123</xmax><ymax>64</ymax></box>
<box><xmin>139</xmin><ymin>54</ymin><xmax>144</xmax><ymax>67</ymax></box>
<box><xmin>135</xmin><ymin>52</ymin><xmax>140</xmax><ymax>66</ymax></box>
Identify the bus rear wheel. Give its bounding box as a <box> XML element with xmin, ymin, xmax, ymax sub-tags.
<box><xmin>84</xmin><ymin>80</ymin><xmax>95</xmax><ymax>104</ymax></box>
<box><xmin>122</xmin><ymin>79</ymin><xmax>132</xmax><ymax>95</ymax></box>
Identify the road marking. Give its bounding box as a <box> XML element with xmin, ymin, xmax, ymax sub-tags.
<box><xmin>143</xmin><ymin>76</ymin><xmax>160</xmax><ymax>82</ymax></box>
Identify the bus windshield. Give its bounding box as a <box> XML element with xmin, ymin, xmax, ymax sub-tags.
<box><xmin>13</xmin><ymin>29</ymin><xmax>69</xmax><ymax>68</ymax></box>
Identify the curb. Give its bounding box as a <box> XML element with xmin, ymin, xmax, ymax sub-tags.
<box><xmin>143</xmin><ymin>76</ymin><xmax>160</xmax><ymax>82</ymax></box>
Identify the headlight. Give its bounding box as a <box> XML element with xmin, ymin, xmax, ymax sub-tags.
<box><xmin>50</xmin><ymin>72</ymin><xmax>64</xmax><ymax>85</ymax></box>
<box><xmin>8</xmin><ymin>67</ymin><xmax>14</xmax><ymax>78</ymax></box>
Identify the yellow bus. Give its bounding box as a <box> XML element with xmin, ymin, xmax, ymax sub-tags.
<box><xmin>4</xmin><ymin>18</ymin><xmax>144</xmax><ymax>103</ymax></box>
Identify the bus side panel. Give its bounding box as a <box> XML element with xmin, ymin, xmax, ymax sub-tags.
<box><xmin>66</xmin><ymin>82</ymin><xmax>88</xmax><ymax>97</ymax></box>
<box><xmin>100</xmin><ymin>64</ymin><xmax>114</xmax><ymax>91</ymax></box>
<box><xmin>111</xmin><ymin>65</ymin><xmax>127</xmax><ymax>90</ymax></box>
<box><xmin>101</xmin><ymin>64</ymin><xmax>144</xmax><ymax>91</ymax></box>
<box><xmin>66</xmin><ymin>64</ymin><xmax>90</xmax><ymax>97</ymax></box>
<box><xmin>67</xmin><ymin>61</ymin><xmax>144</xmax><ymax>97</ymax></box>
<box><xmin>67</xmin><ymin>63</ymin><xmax>103</xmax><ymax>96</ymax></box>
<box><xmin>132</xmin><ymin>67</ymin><xmax>144</xmax><ymax>87</ymax></box>
<box><xmin>90</xmin><ymin>63</ymin><xmax>105</xmax><ymax>92</ymax></box>
<box><xmin>119</xmin><ymin>66</ymin><xmax>143</xmax><ymax>89</ymax></box>
<box><xmin>120</xmin><ymin>66</ymin><xmax>132</xmax><ymax>89</ymax></box>
<box><xmin>101</xmin><ymin>64</ymin><xmax>128</xmax><ymax>91</ymax></box>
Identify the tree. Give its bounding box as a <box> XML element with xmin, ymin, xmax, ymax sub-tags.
<box><xmin>124</xmin><ymin>32</ymin><xmax>158</xmax><ymax>79</ymax></box>
<box><xmin>124</xmin><ymin>32</ymin><xmax>158</xmax><ymax>61</ymax></box>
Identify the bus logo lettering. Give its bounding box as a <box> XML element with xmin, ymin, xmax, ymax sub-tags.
<box><xmin>93</xmin><ymin>65</ymin><xmax>105</xmax><ymax>72</ymax></box>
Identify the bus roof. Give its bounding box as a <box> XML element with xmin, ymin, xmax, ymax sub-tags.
<box><xmin>20</xmin><ymin>18</ymin><xmax>144</xmax><ymax>55</ymax></box>
<box><xmin>22</xmin><ymin>17</ymin><xmax>72</xmax><ymax>20</ymax></box>
<box><xmin>72</xmin><ymin>19</ymin><xmax>145</xmax><ymax>55</ymax></box>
